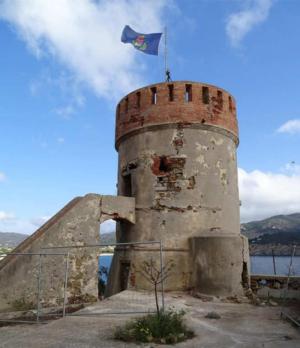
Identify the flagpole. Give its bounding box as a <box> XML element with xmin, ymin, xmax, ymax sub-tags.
<box><xmin>164</xmin><ymin>26</ymin><xmax>167</xmax><ymax>81</ymax></box>
<box><xmin>164</xmin><ymin>26</ymin><xmax>171</xmax><ymax>82</ymax></box>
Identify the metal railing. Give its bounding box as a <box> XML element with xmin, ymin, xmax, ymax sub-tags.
<box><xmin>280</xmin><ymin>245</ymin><xmax>300</xmax><ymax>328</ymax></box>
<box><xmin>42</xmin><ymin>240</ymin><xmax>165</xmax><ymax>317</ymax></box>
<box><xmin>0</xmin><ymin>240</ymin><xmax>166</xmax><ymax>323</ymax></box>
<box><xmin>0</xmin><ymin>252</ymin><xmax>69</xmax><ymax>324</ymax></box>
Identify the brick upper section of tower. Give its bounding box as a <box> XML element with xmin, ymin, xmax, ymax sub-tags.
<box><xmin>115</xmin><ymin>81</ymin><xmax>238</xmax><ymax>148</ymax></box>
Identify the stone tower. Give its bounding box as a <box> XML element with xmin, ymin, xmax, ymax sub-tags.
<box><xmin>107</xmin><ymin>81</ymin><xmax>249</xmax><ymax>297</ymax></box>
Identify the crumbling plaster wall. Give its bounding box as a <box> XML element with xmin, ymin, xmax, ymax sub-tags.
<box><xmin>108</xmin><ymin>81</ymin><xmax>249</xmax><ymax>296</ymax></box>
<box><xmin>0</xmin><ymin>194</ymin><xmax>135</xmax><ymax>311</ymax></box>
<box><xmin>109</xmin><ymin>126</ymin><xmax>242</xmax><ymax>293</ymax></box>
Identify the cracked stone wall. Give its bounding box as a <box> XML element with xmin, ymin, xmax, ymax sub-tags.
<box><xmin>108</xmin><ymin>81</ymin><xmax>250</xmax><ymax>296</ymax></box>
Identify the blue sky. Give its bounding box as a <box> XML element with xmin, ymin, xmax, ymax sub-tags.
<box><xmin>0</xmin><ymin>0</ymin><xmax>300</xmax><ymax>234</ymax></box>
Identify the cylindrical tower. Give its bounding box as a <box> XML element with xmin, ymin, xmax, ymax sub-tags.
<box><xmin>107</xmin><ymin>81</ymin><xmax>249</xmax><ymax>297</ymax></box>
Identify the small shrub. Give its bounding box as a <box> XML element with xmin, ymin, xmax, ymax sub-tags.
<box><xmin>115</xmin><ymin>309</ymin><xmax>194</xmax><ymax>344</ymax></box>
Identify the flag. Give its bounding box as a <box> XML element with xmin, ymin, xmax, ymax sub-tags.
<box><xmin>121</xmin><ymin>25</ymin><xmax>162</xmax><ymax>55</ymax></box>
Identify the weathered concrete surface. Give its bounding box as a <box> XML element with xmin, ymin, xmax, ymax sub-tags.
<box><xmin>0</xmin><ymin>194</ymin><xmax>135</xmax><ymax>310</ymax></box>
<box><xmin>100</xmin><ymin>195</ymin><xmax>135</xmax><ymax>224</ymax></box>
<box><xmin>190</xmin><ymin>235</ymin><xmax>250</xmax><ymax>296</ymax></box>
<box><xmin>0</xmin><ymin>291</ymin><xmax>299</xmax><ymax>348</ymax></box>
<box><xmin>110</xmin><ymin>81</ymin><xmax>250</xmax><ymax>296</ymax></box>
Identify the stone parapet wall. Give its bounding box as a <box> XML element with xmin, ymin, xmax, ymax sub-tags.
<box><xmin>115</xmin><ymin>81</ymin><xmax>238</xmax><ymax>148</ymax></box>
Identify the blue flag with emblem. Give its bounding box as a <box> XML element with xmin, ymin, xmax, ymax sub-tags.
<box><xmin>121</xmin><ymin>25</ymin><xmax>162</xmax><ymax>55</ymax></box>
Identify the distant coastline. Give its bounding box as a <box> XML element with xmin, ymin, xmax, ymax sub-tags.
<box><xmin>249</xmin><ymin>244</ymin><xmax>299</xmax><ymax>256</ymax></box>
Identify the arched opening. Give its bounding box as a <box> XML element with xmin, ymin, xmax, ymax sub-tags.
<box><xmin>98</xmin><ymin>219</ymin><xmax>116</xmax><ymax>300</ymax></box>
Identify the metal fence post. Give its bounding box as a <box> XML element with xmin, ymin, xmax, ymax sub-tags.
<box><xmin>159</xmin><ymin>240</ymin><xmax>165</xmax><ymax>312</ymax></box>
<box><xmin>36</xmin><ymin>253</ymin><xmax>43</xmax><ymax>322</ymax></box>
<box><xmin>280</xmin><ymin>245</ymin><xmax>299</xmax><ymax>327</ymax></box>
<box><xmin>62</xmin><ymin>252</ymin><xmax>69</xmax><ymax>317</ymax></box>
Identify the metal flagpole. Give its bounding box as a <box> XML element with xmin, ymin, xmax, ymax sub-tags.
<box><xmin>164</xmin><ymin>26</ymin><xmax>167</xmax><ymax>80</ymax></box>
<box><xmin>164</xmin><ymin>26</ymin><xmax>171</xmax><ymax>82</ymax></box>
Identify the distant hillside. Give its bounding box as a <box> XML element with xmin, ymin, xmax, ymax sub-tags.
<box><xmin>2</xmin><ymin>213</ymin><xmax>299</xmax><ymax>256</ymax></box>
<box><xmin>100</xmin><ymin>232</ymin><xmax>116</xmax><ymax>245</ymax></box>
<box><xmin>241</xmin><ymin>213</ymin><xmax>300</xmax><ymax>256</ymax></box>
<box><xmin>0</xmin><ymin>232</ymin><xmax>27</xmax><ymax>248</ymax></box>
<box><xmin>0</xmin><ymin>230</ymin><xmax>116</xmax><ymax>249</ymax></box>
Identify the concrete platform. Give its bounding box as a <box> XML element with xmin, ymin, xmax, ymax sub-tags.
<box><xmin>0</xmin><ymin>291</ymin><xmax>299</xmax><ymax>347</ymax></box>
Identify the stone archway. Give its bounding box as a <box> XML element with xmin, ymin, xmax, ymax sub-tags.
<box><xmin>98</xmin><ymin>195</ymin><xmax>135</xmax><ymax>299</ymax></box>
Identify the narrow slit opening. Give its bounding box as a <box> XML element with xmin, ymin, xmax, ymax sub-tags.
<box><xmin>168</xmin><ymin>84</ymin><xmax>174</xmax><ymax>101</ymax></box>
<box><xmin>228</xmin><ymin>96</ymin><xmax>233</xmax><ymax>112</ymax></box>
<box><xmin>185</xmin><ymin>84</ymin><xmax>192</xmax><ymax>102</ymax></box>
<box><xmin>136</xmin><ymin>91</ymin><xmax>141</xmax><ymax>108</ymax></box>
<box><xmin>217</xmin><ymin>90</ymin><xmax>223</xmax><ymax>109</ymax></box>
<box><xmin>202</xmin><ymin>86</ymin><xmax>209</xmax><ymax>104</ymax></box>
<box><xmin>151</xmin><ymin>87</ymin><xmax>157</xmax><ymax>104</ymax></box>
<box><xmin>123</xmin><ymin>174</ymin><xmax>132</xmax><ymax>197</ymax></box>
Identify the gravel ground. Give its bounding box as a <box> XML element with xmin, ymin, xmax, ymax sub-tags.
<box><xmin>0</xmin><ymin>291</ymin><xmax>299</xmax><ymax>348</ymax></box>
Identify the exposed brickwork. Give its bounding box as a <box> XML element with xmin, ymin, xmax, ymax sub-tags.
<box><xmin>115</xmin><ymin>81</ymin><xmax>238</xmax><ymax>148</ymax></box>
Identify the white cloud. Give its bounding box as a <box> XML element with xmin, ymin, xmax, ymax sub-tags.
<box><xmin>100</xmin><ymin>219</ymin><xmax>116</xmax><ymax>234</ymax></box>
<box><xmin>30</xmin><ymin>216</ymin><xmax>51</xmax><ymax>228</ymax></box>
<box><xmin>57</xmin><ymin>137</ymin><xmax>65</xmax><ymax>144</ymax></box>
<box><xmin>55</xmin><ymin>105</ymin><xmax>75</xmax><ymax>119</ymax></box>
<box><xmin>0</xmin><ymin>0</ymin><xmax>168</xmax><ymax>100</ymax></box>
<box><xmin>226</xmin><ymin>0</ymin><xmax>273</xmax><ymax>47</ymax></box>
<box><xmin>0</xmin><ymin>212</ymin><xmax>15</xmax><ymax>221</ymax></box>
<box><xmin>0</xmin><ymin>215</ymin><xmax>51</xmax><ymax>234</ymax></box>
<box><xmin>277</xmin><ymin>119</ymin><xmax>300</xmax><ymax>134</ymax></box>
<box><xmin>239</xmin><ymin>167</ymin><xmax>300</xmax><ymax>222</ymax></box>
<box><xmin>281</xmin><ymin>162</ymin><xmax>300</xmax><ymax>175</ymax></box>
<box><xmin>0</xmin><ymin>172</ymin><xmax>6</xmax><ymax>182</ymax></box>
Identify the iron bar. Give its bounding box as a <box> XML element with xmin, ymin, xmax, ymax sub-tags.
<box><xmin>36</xmin><ymin>254</ymin><xmax>43</xmax><ymax>322</ymax></box>
<box><xmin>159</xmin><ymin>240</ymin><xmax>165</xmax><ymax>312</ymax></box>
<box><xmin>286</xmin><ymin>245</ymin><xmax>296</xmax><ymax>287</ymax></box>
<box><xmin>0</xmin><ymin>319</ymin><xmax>47</xmax><ymax>324</ymax></box>
<box><xmin>280</xmin><ymin>245</ymin><xmax>297</xmax><ymax>323</ymax></box>
<box><xmin>66</xmin><ymin>310</ymin><xmax>156</xmax><ymax>316</ymax></box>
<box><xmin>272</xmin><ymin>249</ymin><xmax>276</xmax><ymax>275</ymax></box>
<box><xmin>62</xmin><ymin>253</ymin><xmax>70</xmax><ymax>317</ymax></box>
<box><xmin>0</xmin><ymin>252</ymin><xmax>67</xmax><ymax>256</ymax></box>
<box><xmin>41</xmin><ymin>240</ymin><xmax>161</xmax><ymax>249</ymax></box>
<box><xmin>281</xmin><ymin>311</ymin><xmax>300</xmax><ymax>327</ymax></box>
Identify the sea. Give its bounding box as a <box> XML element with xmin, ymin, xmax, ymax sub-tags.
<box><xmin>99</xmin><ymin>255</ymin><xmax>300</xmax><ymax>281</ymax></box>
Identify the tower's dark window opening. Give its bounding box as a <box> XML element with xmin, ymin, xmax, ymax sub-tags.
<box><xmin>202</xmin><ymin>86</ymin><xmax>209</xmax><ymax>104</ymax></box>
<box><xmin>125</xmin><ymin>97</ymin><xmax>129</xmax><ymax>112</ymax></box>
<box><xmin>217</xmin><ymin>90</ymin><xmax>223</xmax><ymax>109</ymax></box>
<box><xmin>151</xmin><ymin>87</ymin><xmax>157</xmax><ymax>104</ymax></box>
<box><xmin>159</xmin><ymin>156</ymin><xmax>171</xmax><ymax>173</ymax></box>
<box><xmin>228</xmin><ymin>96</ymin><xmax>233</xmax><ymax>112</ymax></box>
<box><xmin>168</xmin><ymin>84</ymin><xmax>174</xmax><ymax>101</ymax></box>
<box><xmin>123</xmin><ymin>174</ymin><xmax>132</xmax><ymax>197</ymax></box>
<box><xmin>136</xmin><ymin>91</ymin><xmax>141</xmax><ymax>108</ymax></box>
<box><xmin>185</xmin><ymin>84</ymin><xmax>192</xmax><ymax>102</ymax></box>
